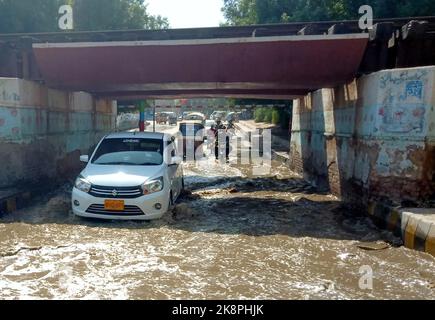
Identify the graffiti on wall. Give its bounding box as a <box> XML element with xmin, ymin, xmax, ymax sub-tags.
<box><xmin>0</xmin><ymin>79</ymin><xmax>21</xmax><ymax>105</ymax></box>
<box><xmin>0</xmin><ymin>107</ymin><xmax>21</xmax><ymax>139</ymax></box>
<box><xmin>376</xmin><ymin>70</ymin><xmax>429</xmax><ymax>134</ymax></box>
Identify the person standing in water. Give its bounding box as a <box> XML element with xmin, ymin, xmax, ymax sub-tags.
<box><xmin>213</xmin><ymin>118</ymin><xmax>227</xmax><ymax>161</ymax></box>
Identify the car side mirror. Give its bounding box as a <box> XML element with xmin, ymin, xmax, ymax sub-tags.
<box><xmin>170</xmin><ymin>156</ymin><xmax>182</xmax><ymax>166</ymax></box>
<box><xmin>80</xmin><ymin>155</ymin><xmax>89</xmax><ymax>163</ymax></box>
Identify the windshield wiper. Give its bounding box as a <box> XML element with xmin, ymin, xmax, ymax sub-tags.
<box><xmin>95</xmin><ymin>162</ymin><xmax>159</xmax><ymax>166</ymax></box>
<box><xmin>96</xmin><ymin>162</ymin><xmax>135</xmax><ymax>165</ymax></box>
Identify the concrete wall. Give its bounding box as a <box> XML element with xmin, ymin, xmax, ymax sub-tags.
<box><xmin>0</xmin><ymin>78</ymin><xmax>117</xmax><ymax>188</ymax></box>
<box><xmin>290</xmin><ymin>66</ymin><xmax>435</xmax><ymax>205</ymax></box>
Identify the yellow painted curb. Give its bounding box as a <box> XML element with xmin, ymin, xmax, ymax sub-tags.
<box><xmin>368</xmin><ymin>205</ymin><xmax>435</xmax><ymax>257</ymax></box>
<box><xmin>426</xmin><ymin>226</ymin><xmax>435</xmax><ymax>256</ymax></box>
<box><xmin>426</xmin><ymin>237</ymin><xmax>435</xmax><ymax>256</ymax></box>
<box><xmin>404</xmin><ymin>217</ymin><xmax>418</xmax><ymax>249</ymax></box>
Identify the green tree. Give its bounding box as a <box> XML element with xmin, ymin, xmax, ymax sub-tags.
<box><xmin>0</xmin><ymin>0</ymin><xmax>169</xmax><ymax>34</ymax></box>
<box><xmin>264</xmin><ymin>108</ymin><xmax>273</xmax><ymax>123</ymax></box>
<box><xmin>0</xmin><ymin>0</ymin><xmax>63</xmax><ymax>33</ymax></box>
<box><xmin>221</xmin><ymin>0</ymin><xmax>257</xmax><ymax>26</ymax></box>
<box><xmin>222</xmin><ymin>0</ymin><xmax>435</xmax><ymax>25</ymax></box>
<box><xmin>272</xmin><ymin>108</ymin><xmax>280</xmax><ymax>125</ymax></box>
<box><xmin>74</xmin><ymin>0</ymin><xmax>169</xmax><ymax>31</ymax></box>
<box><xmin>254</xmin><ymin>107</ymin><xmax>265</xmax><ymax>122</ymax></box>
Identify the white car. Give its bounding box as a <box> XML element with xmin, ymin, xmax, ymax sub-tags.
<box><xmin>72</xmin><ymin>132</ymin><xmax>184</xmax><ymax>220</ymax></box>
<box><xmin>184</xmin><ymin>112</ymin><xmax>206</xmax><ymax>125</ymax></box>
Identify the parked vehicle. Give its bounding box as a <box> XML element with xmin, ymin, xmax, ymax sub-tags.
<box><xmin>183</xmin><ymin>112</ymin><xmax>206</xmax><ymax>125</ymax></box>
<box><xmin>210</xmin><ymin>111</ymin><xmax>227</xmax><ymax>121</ymax></box>
<box><xmin>72</xmin><ymin>132</ymin><xmax>184</xmax><ymax>220</ymax></box>
<box><xmin>156</xmin><ymin>112</ymin><xmax>168</xmax><ymax>124</ymax></box>
<box><xmin>166</xmin><ymin>112</ymin><xmax>177</xmax><ymax>125</ymax></box>
<box><xmin>156</xmin><ymin>112</ymin><xmax>177</xmax><ymax>125</ymax></box>
<box><xmin>239</xmin><ymin>109</ymin><xmax>252</xmax><ymax>120</ymax></box>
<box><xmin>178</xmin><ymin>120</ymin><xmax>206</xmax><ymax>159</ymax></box>
<box><xmin>226</xmin><ymin>112</ymin><xmax>240</xmax><ymax>123</ymax></box>
<box><xmin>179</xmin><ymin>111</ymin><xmax>190</xmax><ymax>121</ymax></box>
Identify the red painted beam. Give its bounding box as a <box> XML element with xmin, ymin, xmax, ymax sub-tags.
<box><xmin>33</xmin><ymin>35</ymin><xmax>368</xmax><ymax>98</ymax></box>
<box><xmin>93</xmin><ymin>88</ymin><xmax>310</xmax><ymax>100</ymax></box>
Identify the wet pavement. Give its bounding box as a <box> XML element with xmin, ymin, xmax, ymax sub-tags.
<box><xmin>0</xmin><ymin>125</ymin><xmax>434</xmax><ymax>299</ymax></box>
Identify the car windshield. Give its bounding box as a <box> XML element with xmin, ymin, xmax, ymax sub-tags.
<box><xmin>179</xmin><ymin>123</ymin><xmax>204</xmax><ymax>136</ymax></box>
<box><xmin>185</xmin><ymin>115</ymin><xmax>203</xmax><ymax>121</ymax></box>
<box><xmin>91</xmin><ymin>138</ymin><xmax>163</xmax><ymax>165</ymax></box>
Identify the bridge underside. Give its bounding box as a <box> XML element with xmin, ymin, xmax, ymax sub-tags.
<box><xmin>32</xmin><ymin>34</ymin><xmax>368</xmax><ymax>100</ymax></box>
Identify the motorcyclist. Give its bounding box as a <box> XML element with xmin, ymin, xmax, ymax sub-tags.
<box><xmin>213</xmin><ymin>118</ymin><xmax>228</xmax><ymax>160</ymax></box>
<box><xmin>215</xmin><ymin>118</ymin><xmax>226</xmax><ymax>130</ymax></box>
<box><xmin>227</xmin><ymin>118</ymin><xmax>235</xmax><ymax>131</ymax></box>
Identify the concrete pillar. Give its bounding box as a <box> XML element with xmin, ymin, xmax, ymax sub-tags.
<box><xmin>290</xmin><ymin>66</ymin><xmax>435</xmax><ymax>205</ymax></box>
<box><xmin>0</xmin><ymin>77</ymin><xmax>117</xmax><ymax>188</ymax></box>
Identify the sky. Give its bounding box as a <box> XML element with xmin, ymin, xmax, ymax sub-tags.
<box><xmin>146</xmin><ymin>0</ymin><xmax>226</xmax><ymax>29</ymax></box>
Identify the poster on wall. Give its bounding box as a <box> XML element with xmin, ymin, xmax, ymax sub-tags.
<box><xmin>376</xmin><ymin>69</ymin><xmax>430</xmax><ymax>134</ymax></box>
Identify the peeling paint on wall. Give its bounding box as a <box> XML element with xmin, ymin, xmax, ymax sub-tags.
<box><xmin>290</xmin><ymin>66</ymin><xmax>435</xmax><ymax>204</ymax></box>
<box><xmin>0</xmin><ymin>79</ymin><xmax>21</xmax><ymax>106</ymax></box>
<box><xmin>0</xmin><ymin>77</ymin><xmax>117</xmax><ymax>188</ymax></box>
<box><xmin>376</xmin><ymin>69</ymin><xmax>432</xmax><ymax>135</ymax></box>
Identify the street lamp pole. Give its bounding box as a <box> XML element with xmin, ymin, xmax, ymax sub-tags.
<box><xmin>139</xmin><ymin>101</ymin><xmax>145</xmax><ymax>132</ymax></box>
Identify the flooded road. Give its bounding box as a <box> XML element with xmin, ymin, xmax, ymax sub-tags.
<box><xmin>0</xmin><ymin>125</ymin><xmax>434</xmax><ymax>299</ymax></box>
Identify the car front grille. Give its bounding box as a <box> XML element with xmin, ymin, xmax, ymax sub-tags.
<box><xmin>86</xmin><ymin>204</ymin><xmax>145</xmax><ymax>216</ymax></box>
<box><xmin>89</xmin><ymin>185</ymin><xmax>143</xmax><ymax>199</ymax></box>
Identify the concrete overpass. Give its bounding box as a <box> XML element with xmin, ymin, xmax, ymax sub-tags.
<box><xmin>31</xmin><ymin>33</ymin><xmax>368</xmax><ymax>100</ymax></box>
<box><xmin>1</xmin><ymin>17</ymin><xmax>434</xmax><ymax>189</ymax></box>
<box><xmin>1</xmin><ymin>17</ymin><xmax>434</xmax><ymax>100</ymax></box>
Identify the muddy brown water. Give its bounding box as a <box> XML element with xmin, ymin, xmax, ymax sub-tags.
<box><xmin>0</xmin><ymin>159</ymin><xmax>434</xmax><ymax>299</ymax></box>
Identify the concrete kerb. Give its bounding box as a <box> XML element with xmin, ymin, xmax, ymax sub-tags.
<box><xmin>368</xmin><ymin>201</ymin><xmax>435</xmax><ymax>256</ymax></box>
<box><xmin>426</xmin><ymin>225</ymin><xmax>435</xmax><ymax>256</ymax></box>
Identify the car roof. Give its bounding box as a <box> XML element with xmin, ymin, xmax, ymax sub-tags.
<box><xmin>179</xmin><ymin>120</ymin><xmax>204</xmax><ymax>125</ymax></box>
<box><xmin>104</xmin><ymin>131</ymin><xmax>170</xmax><ymax>140</ymax></box>
<box><xmin>186</xmin><ymin>112</ymin><xmax>205</xmax><ymax>116</ymax></box>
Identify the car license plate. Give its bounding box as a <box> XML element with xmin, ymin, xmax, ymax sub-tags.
<box><xmin>104</xmin><ymin>200</ymin><xmax>125</xmax><ymax>211</ymax></box>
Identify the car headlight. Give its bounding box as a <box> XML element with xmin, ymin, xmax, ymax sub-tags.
<box><xmin>142</xmin><ymin>177</ymin><xmax>164</xmax><ymax>195</ymax></box>
<box><xmin>75</xmin><ymin>175</ymin><xmax>91</xmax><ymax>193</ymax></box>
